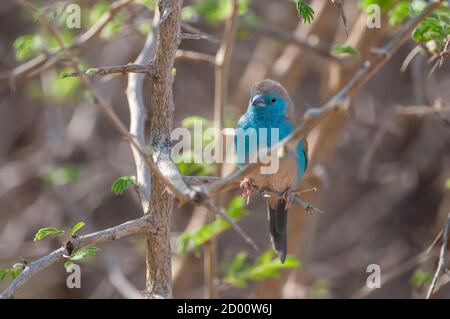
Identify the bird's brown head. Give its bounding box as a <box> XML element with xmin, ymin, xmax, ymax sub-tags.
<box><xmin>249</xmin><ymin>79</ymin><xmax>295</xmax><ymax>119</ymax></box>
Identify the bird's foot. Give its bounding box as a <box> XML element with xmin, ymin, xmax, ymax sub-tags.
<box><xmin>239</xmin><ymin>177</ymin><xmax>254</xmax><ymax>204</ymax></box>
<box><xmin>282</xmin><ymin>186</ymin><xmax>297</xmax><ymax>210</ymax></box>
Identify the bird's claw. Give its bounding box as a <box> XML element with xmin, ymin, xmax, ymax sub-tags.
<box><xmin>239</xmin><ymin>178</ymin><xmax>254</xmax><ymax>204</ymax></box>
<box><xmin>282</xmin><ymin>186</ymin><xmax>296</xmax><ymax>210</ymax></box>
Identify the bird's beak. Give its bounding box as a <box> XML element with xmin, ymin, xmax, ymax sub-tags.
<box><xmin>251</xmin><ymin>94</ymin><xmax>265</xmax><ymax>107</ymax></box>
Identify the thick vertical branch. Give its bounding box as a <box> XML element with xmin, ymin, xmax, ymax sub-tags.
<box><xmin>126</xmin><ymin>11</ymin><xmax>161</xmax><ymax>213</ymax></box>
<box><xmin>144</xmin><ymin>0</ymin><xmax>183</xmax><ymax>299</ymax></box>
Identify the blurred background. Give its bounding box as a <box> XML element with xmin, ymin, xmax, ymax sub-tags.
<box><xmin>0</xmin><ymin>0</ymin><xmax>450</xmax><ymax>298</ymax></box>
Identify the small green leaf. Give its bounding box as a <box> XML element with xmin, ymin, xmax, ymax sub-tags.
<box><xmin>34</xmin><ymin>227</ymin><xmax>65</xmax><ymax>241</ymax></box>
<box><xmin>296</xmin><ymin>0</ymin><xmax>315</xmax><ymax>24</ymax></box>
<box><xmin>309</xmin><ymin>279</ymin><xmax>330</xmax><ymax>298</ymax></box>
<box><xmin>181</xmin><ymin>116</ymin><xmax>211</xmax><ymax>129</ymax></box>
<box><xmin>89</xmin><ymin>2</ymin><xmax>125</xmax><ymax>39</ymax></box>
<box><xmin>69</xmin><ymin>246</ymin><xmax>99</xmax><ymax>261</ymax></box>
<box><xmin>388</xmin><ymin>1</ymin><xmax>410</xmax><ymax>26</ymax></box>
<box><xmin>226</xmin><ymin>252</ymin><xmax>247</xmax><ymax>276</ymax></box>
<box><xmin>13</xmin><ymin>34</ymin><xmax>44</xmax><ymax>61</ymax></box>
<box><xmin>410</xmin><ymin>270</ymin><xmax>433</xmax><ymax>287</ymax></box>
<box><xmin>137</xmin><ymin>23</ymin><xmax>152</xmax><ymax>36</ymax></box>
<box><xmin>0</xmin><ymin>269</ymin><xmax>9</xmax><ymax>281</ymax></box>
<box><xmin>181</xmin><ymin>5</ymin><xmax>199</xmax><ymax>22</ymax></box>
<box><xmin>85</xmin><ymin>68</ymin><xmax>98</xmax><ymax>76</ymax></box>
<box><xmin>41</xmin><ymin>164</ymin><xmax>83</xmax><ymax>186</ymax></box>
<box><xmin>445</xmin><ymin>178</ymin><xmax>450</xmax><ymax>190</ymax></box>
<box><xmin>0</xmin><ymin>263</ymin><xmax>25</xmax><ymax>281</ymax></box>
<box><xmin>224</xmin><ymin>250</ymin><xmax>301</xmax><ymax>288</ymax></box>
<box><xmin>111</xmin><ymin>176</ymin><xmax>136</xmax><ymax>195</ymax></box>
<box><xmin>64</xmin><ymin>260</ymin><xmax>74</xmax><ymax>271</ymax></box>
<box><xmin>360</xmin><ymin>0</ymin><xmax>394</xmax><ymax>12</ymax></box>
<box><xmin>10</xmin><ymin>263</ymin><xmax>24</xmax><ymax>279</ymax></box>
<box><xmin>331</xmin><ymin>44</ymin><xmax>359</xmax><ymax>57</ymax></box>
<box><xmin>69</xmin><ymin>221</ymin><xmax>86</xmax><ymax>236</ymax></box>
<box><xmin>253</xmin><ymin>250</ymin><xmax>275</xmax><ymax>266</ymax></box>
<box><xmin>176</xmin><ymin>196</ymin><xmax>249</xmax><ymax>255</ymax></box>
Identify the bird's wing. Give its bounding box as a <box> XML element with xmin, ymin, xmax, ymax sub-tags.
<box><xmin>302</xmin><ymin>138</ymin><xmax>309</xmax><ymax>171</ymax></box>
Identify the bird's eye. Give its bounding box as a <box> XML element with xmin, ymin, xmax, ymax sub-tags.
<box><xmin>271</xmin><ymin>98</ymin><xmax>276</xmax><ymax>103</ymax></box>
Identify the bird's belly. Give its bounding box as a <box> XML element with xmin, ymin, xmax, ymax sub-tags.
<box><xmin>246</xmin><ymin>156</ymin><xmax>298</xmax><ymax>193</ymax></box>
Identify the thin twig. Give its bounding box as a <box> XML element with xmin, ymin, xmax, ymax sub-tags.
<box><xmin>246</xmin><ymin>24</ymin><xmax>336</xmax><ymax>60</ymax></box>
<box><xmin>176</xmin><ymin>50</ymin><xmax>217</xmax><ymax>65</ymax></box>
<box><xmin>61</xmin><ymin>63</ymin><xmax>160</xmax><ymax>79</ymax></box>
<box><xmin>426</xmin><ymin>214</ymin><xmax>450</xmax><ymax>299</ymax></box>
<box><xmin>201</xmin><ymin>200</ymin><xmax>258</xmax><ymax>251</ymax></box>
<box><xmin>253</xmin><ymin>184</ymin><xmax>323</xmax><ymax>215</ymax></box>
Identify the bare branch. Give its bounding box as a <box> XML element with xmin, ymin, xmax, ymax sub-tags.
<box><xmin>176</xmin><ymin>50</ymin><xmax>217</xmax><ymax>65</ymax></box>
<box><xmin>426</xmin><ymin>214</ymin><xmax>450</xmax><ymax>299</ymax></box>
<box><xmin>126</xmin><ymin>7</ymin><xmax>167</xmax><ymax>214</ymax></box>
<box><xmin>247</xmin><ymin>24</ymin><xmax>337</xmax><ymax>60</ymax></box>
<box><xmin>61</xmin><ymin>64</ymin><xmax>160</xmax><ymax>79</ymax></box>
<box><xmin>201</xmin><ymin>200</ymin><xmax>258</xmax><ymax>251</ymax></box>
<box><xmin>0</xmin><ymin>216</ymin><xmax>153</xmax><ymax>299</ymax></box>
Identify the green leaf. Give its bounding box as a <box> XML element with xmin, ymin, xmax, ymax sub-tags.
<box><xmin>69</xmin><ymin>221</ymin><xmax>86</xmax><ymax>237</ymax></box>
<box><xmin>69</xmin><ymin>246</ymin><xmax>99</xmax><ymax>261</ymax></box>
<box><xmin>411</xmin><ymin>0</ymin><xmax>427</xmax><ymax>14</ymax></box>
<box><xmin>0</xmin><ymin>263</ymin><xmax>25</xmax><ymax>282</ymax></box>
<box><xmin>226</xmin><ymin>252</ymin><xmax>247</xmax><ymax>277</ymax></box>
<box><xmin>182</xmin><ymin>0</ymin><xmax>251</xmax><ymax>23</ymax></box>
<box><xmin>176</xmin><ymin>151</ymin><xmax>216</xmax><ymax>176</ymax></box>
<box><xmin>253</xmin><ymin>250</ymin><xmax>275</xmax><ymax>266</ymax></box>
<box><xmin>13</xmin><ymin>34</ymin><xmax>44</xmax><ymax>61</ymax></box>
<box><xmin>388</xmin><ymin>1</ymin><xmax>410</xmax><ymax>26</ymax></box>
<box><xmin>176</xmin><ymin>196</ymin><xmax>249</xmax><ymax>256</ymax></box>
<box><xmin>181</xmin><ymin>116</ymin><xmax>211</xmax><ymax>129</ymax></box>
<box><xmin>446</xmin><ymin>178</ymin><xmax>450</xmax><ymax>189</ymax></box>
<box><xmin>331</xmin><ymin>44</ymin><xmax>359</xmax><ymax>57</ymax></box>
<box><xmin>410</xmin><ymin>270</ymin><xmax>433</xmax><ymax>287</ymax></box>
<box><xmin>137</xmin><ymin>0</ymin><xmax>157</xmax><ymax>8</ymax></box>
<box><xmin>224</xmin><ymin>250</ymin><xmax>301</xmax><ymax>288</ymax></box>
<box><xmin>309</xmin><ymin>279</ymin><xmax>330</xmax><ymax>298</ymax></box>
<box><xmin>412</xmin><ymin>6</ymin><xmax>450</xmax><ymax>52</ymax></box>
<box><xmin>111</xmin><ymin>176</ymin><xmax>136</xmax><ymax>195</ymax></box>
<box><xmin>41</xmin><ymin>164</ymin><xmax>83</xmax><ymax>187</ymax></box>
<box><xmin>360</xmin><ymin>0</ymin><xmax>394</xmax><ymax>12</ymax></box>
<box><xmin>34</xmin><ymin>227</ymin><xmax>65</xmax><ymax>241</ymax></box>
<box><xmin>296</xmin><ymin>1</ymin><xmax>315</xmax><ymax>24</ymax></box>
<box><xmin>10</xmin><ymin>263</ymin><xmax>24</xmax><ymax>279</ymax></box>
<box><xmin>64</xmin><ymin>260</ymin><xmax>74</xmax><ymax>271</ymax></box>
<box><xmin>0</xmin><ymin>269</ymin><xmax>9</xmax><ymax>281</ymax></box>
<box><xmin>181</xmin><ymin>6</ymin><xmax>199</xmax><ymax>22</ymax></box>
<box><xmin>85</xmin><ymin>68</ymin><xmax>98</xmax><ymax>76</ymax></box>
<box><xmin>137</xmin><ymin>23</ymin><xmax>152</xmax><ymax>36</ymax></box>
<box><xmin>89</xmin><ymin>2</ymin><xmax>125</xmax><ymax>39</ymax></box>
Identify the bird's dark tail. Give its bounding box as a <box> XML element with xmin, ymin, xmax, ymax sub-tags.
<box><xmin>267</xmin><ymin>199</ymin><xmax>288</xmax><ymax>264</ymax></box>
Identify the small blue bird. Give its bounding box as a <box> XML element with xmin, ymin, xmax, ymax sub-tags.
<box><xmin>234</xmin><ymin>79</ymin><xmax>308</xmax><ymax>263</ymax></box>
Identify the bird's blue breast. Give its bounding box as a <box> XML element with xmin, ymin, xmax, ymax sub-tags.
<box><xmin>234</xmin><ymin>106</ymin><xmax>307</xmax><ymax>183</ymax></box>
